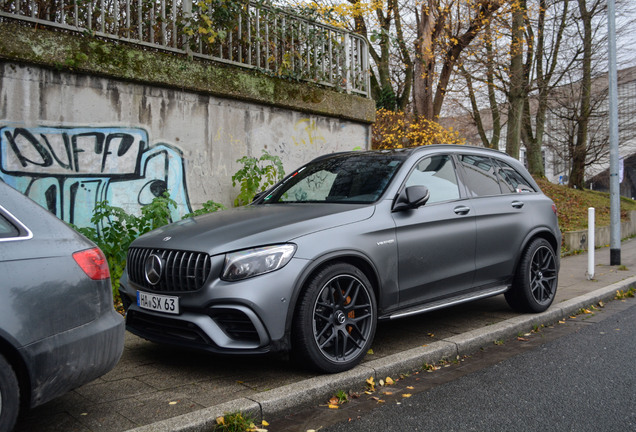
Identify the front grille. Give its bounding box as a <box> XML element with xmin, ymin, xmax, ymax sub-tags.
<box><xmin>127</xmin><ymin>247</ymin><xmax>212</xmax><ymax>292</ymax></box>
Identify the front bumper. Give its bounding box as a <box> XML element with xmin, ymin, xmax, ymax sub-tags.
<box><xmin>20</xmin><ymin>309</ymin><xmax>125</xmax><ymax>408</ymax></box>
<box><xmin>119</xmin><ymin>258</ymin><xmax>309</xmax><ymax>355</ymax></box>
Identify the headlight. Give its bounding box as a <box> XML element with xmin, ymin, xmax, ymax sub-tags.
<box><xmin>222</xmin><ymin>244</ymin><xmax>296</xmax><ymax>281</ymax></box>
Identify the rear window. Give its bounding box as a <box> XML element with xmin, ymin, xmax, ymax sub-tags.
<box><xmin>0</xmin><ymin>213</ymin><xmax>20</xmax><ymax>239</ymax></box>
<box><xmin>458</xmin><ymin>155</ymin><xmax>502</xmax><ymax>197</ymax></box>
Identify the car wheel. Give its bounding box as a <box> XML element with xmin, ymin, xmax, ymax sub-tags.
<box><xmin>0</xmin><ymin>353</ymin><xmax>20</xmax><ymax>432</ymax></box>
<box><xmin>293</xmin><ymin>263</ymin><xmax>377</xmax><ymax>373</ymax></box>
<box><xmin>506</xmin><ymin>238</ymin><xmax>558</xmax><ymax>313</ymax></box>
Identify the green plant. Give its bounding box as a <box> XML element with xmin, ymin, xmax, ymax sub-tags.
<box><xmin>232</xmin><ymin>150</ymin><xmax>285</xmax><ymax>206</ymax></box>
<box><xmin>75</xmin><ymin>193</ymin><xmax>177</xmax><ymax>304</ymax></box>
<box><xmin>335</xmin><ymin>390</ymin><xmax>349</xmax><ymax>404</ymax></box>
<box><xmin>616</xmin><ymin>287</ymin><xmax>636</xmax><ymax>300</ymax></box>
<box><xmin>215</xmin><ymin>411</ymin><xmax>258</xmax><ymax>432</ymax></box>
<box><xmin>183</xmin><ymin>200</ymin><xmax>226</xmax><ymax>218</ymax></box>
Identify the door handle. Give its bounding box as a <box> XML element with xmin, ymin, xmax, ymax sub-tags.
<box><xmin>454</xmin><ymin>205</ymin><xmax>471</xmax><ymax>215</ymax></box>
<box><xmin>511</xmin><ymin>200</ymin><xmax>525</xmax><ymax>209</ymax></box>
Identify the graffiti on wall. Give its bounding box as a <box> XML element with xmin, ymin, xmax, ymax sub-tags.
<box><xmin>0</xmin><ymin>125</ymin><xmax>192</xmax><ymax>228</ymax></box>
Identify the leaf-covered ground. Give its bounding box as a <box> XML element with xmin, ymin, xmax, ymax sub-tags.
<box><xmin>535</xmin><ymin>178</ymin><xmax>636</xmax><ymax>233</ymax></box>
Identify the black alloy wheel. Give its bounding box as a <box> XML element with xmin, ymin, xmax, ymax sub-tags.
<box><xmin>506</xmin><ymin>238</ymin><xmax>558</xmax><ymax>313</ymax></box>
<box><xmin>293</xmin><ymin>263</ymin><xmax>377</xmax><ymax>373</ymax></box>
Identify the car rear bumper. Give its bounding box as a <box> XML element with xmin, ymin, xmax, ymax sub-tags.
<box><xmin>20</xmin><ymin>309</ymin><xmax>125</xmax><ymax>408</ymax></box>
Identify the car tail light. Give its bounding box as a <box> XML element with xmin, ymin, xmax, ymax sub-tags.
<box><xmin>73</xmin><ymin>248</ymin><xmax>110</xmax><ymax>280</ymax></box>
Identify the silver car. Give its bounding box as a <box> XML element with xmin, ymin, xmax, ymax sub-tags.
<box><xmin>119</xmin><ymin>145</ymin><xmax>560</xmax><ymax>373</ymax></box>
<box><xmin>0</xmin><ymin>181</ymin><xmax>125</xmax><ymax>431</ymax></box>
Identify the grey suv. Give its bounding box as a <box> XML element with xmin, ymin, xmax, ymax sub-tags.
<box><xmin>119</xmin><ymin>145</ymin><xmax>560</xmax><ymax>373</ymax></box>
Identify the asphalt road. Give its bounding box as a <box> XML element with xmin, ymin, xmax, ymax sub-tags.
<box><xmin>272</xmin><ymin>298</ymin><xmax>636</xmax><ymax>432</ymax></box>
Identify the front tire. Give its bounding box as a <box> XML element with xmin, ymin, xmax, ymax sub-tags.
<box><xmin>0</xmin><ymin>353</ymin><xmax>20</xmax><ymax>432</ymax></box>
<box><xmin>292</xmin><ymin>263</ymin><xmax>377</xmax><ymax>373</ymax></box>
<box><xmin>506</xmin><ymin>238</ymin><xmax>558</xmax><ymax>313</ymax></box>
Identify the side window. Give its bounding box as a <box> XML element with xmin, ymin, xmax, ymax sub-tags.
<box><xmin>405</xmin><ymin>155</ymin><xmax>460</xmax><ymax>204</ymax></box>
<box><xmin>495</xmin><ymin>160</ymin><xmax>536</xmax><ymax>193</ymax></box>
<box><xmin>0</xmin><ymin>213</ymin><xmax>20</xmax><ymax>239</ymax></box>
<box><xmin>458</xmin><ymin>155</ymin><xmax>502</xmax><ymax>197</ymax></box>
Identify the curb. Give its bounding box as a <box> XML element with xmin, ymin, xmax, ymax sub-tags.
<box><xmin>126</xmin><ymin>276</ymin><xmax>636</xmax><ymax>432</ymax></box>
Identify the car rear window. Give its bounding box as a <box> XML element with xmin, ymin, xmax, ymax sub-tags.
<box><xmin>0</xmin><ymin>213</ymin><xmax>20</xmax><ymax>239</ymax></box>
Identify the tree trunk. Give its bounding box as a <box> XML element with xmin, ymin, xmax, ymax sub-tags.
<box><xmin>569</xmin><ymin>0</ymin><xmax>592</xmax><ymax>189</ymax></box>
<box><xmin>506</xmin><ymin>3</ymin><xmax>525</xmax><ymax>160</ymax></box>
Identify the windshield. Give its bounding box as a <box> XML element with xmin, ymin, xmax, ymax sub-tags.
<box><xmin>260</xmin><ymin>153</ymin><xmax>406</xmax><ymax>204</ymax></box>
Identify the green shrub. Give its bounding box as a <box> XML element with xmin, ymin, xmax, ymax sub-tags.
<box><xmin>74</xmin><ymin>193</ymin><xmax>177</xmax><ymax>302</ymax></box>
<box><xmin>232</xmin><ymin>150</ymin><xmax>285</xmax><ymax>206</ymax></box>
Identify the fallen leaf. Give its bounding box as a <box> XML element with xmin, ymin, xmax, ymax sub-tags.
<box><xmin>216</xmin><ymin>416</ymin><xmax>225</xmax><ymax>425</ymax></box>
<box><xmin>262</xmin><ymin>420</ymin><xmax>269</xmax><ymax>426</ymax></box>
<box><xmin>367</xmin><ymin>348</ymin><xmax>374</xmax><ymax>355</ymax></box>
<box><xmin>379</xmin><ymin>379</ymin><xmax>385</xmax><ymax>386</ymax></box>
<box><xmin>383</xmin><ymin>391</ymin><xmax>394</xmax><ymax>395</ymax></box>
<box><xmin>385</xmin><ymin>377</ymin><xmax>395</xmax><ymax>385</ymax></box>
<box><xmin>517</xmin><ymin>337</ymin><xmax>529</xmax><ymax>342</ymax></box>
<box><xmin>402</xmin><ymin>394</ymin><xmax>412</xmax><ymax>398</ymax></box>
<box><xmin>428</xmin><ymin>333</ymin><xmax>435</xmax><ymax>337</ymax></box>
<box><xmin>407</xmin><ymin>386</ymin><xmax>414</xmax><ymax>390</ymax></box>
<box><xmin>329</xmin><ymin>397</ymin><xmax>339</xmax><ymax>405</ymax></box>
<box><xmin>169</xmin><ymin>401</ymin><xmax>178</xmax><ymax>405</ymax></box>
<box><xmin>328</xmin><ymin>404</ymin><xmax>340</xmax><ymax>409</ymax></box>
<box><xmin>80</xmin><ymin>413</ymin><xmax>88</xmax><ymax>416</ymax></box>
<box><xmin>559</xmin><ymin>320</ymin><xmax>566</xmax><ymax>324</ymax></box>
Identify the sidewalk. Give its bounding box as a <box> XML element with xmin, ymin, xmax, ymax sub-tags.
<box><xmin>17</xmin><ymin>239</ymin><xmax>636</xmax><ymax>432</ymax></box>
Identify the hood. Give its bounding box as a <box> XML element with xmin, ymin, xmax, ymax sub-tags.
<box><xmin>132</xmin><ymin>203</ymin><xmax>375</xmax><ymax>255</ymax></box>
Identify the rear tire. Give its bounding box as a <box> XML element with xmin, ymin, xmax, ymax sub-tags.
<box><xmin>292</xmin><ymin>263</ymin><xmax>377</xmax><ymax>373</ymax></box>
<box><xmin>0</xmin><ymin>353</ymin><xmax>20</xmax><ymax>432</ymax></box>
<box><xmin>506</xmin><ymin>238</ymin><xmax>558</xmax><ymax>313</ymax></box>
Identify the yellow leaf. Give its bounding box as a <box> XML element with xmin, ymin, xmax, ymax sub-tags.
<box><xmin>379</xmin><ymin>379</ymin><xmax>385</xmax><ymax>387</ymax></box>
<box><xmin>328</xmin><ymin>404</ymin><xmax>340</xmax><ymax>409</ymax></box>
<box><xmin>402</xmin><ymin>394</ymin><xmax>412</xmax><ymax>398</ymax></box>
<box><xmin>216</xmin><ymin>416</ymin><xmax>225</xmax><ymax>425</ymax></box>
<box><xmin>407</xmin><ymin>386</ymin><xmax>414</xmax><ymax>390</ymax></box>
<box><xmin>367</xmin><ymin>348</ymin><xmax>374</xmax><ymax>355</ymax></box>
<box><xmin>385</xmin><ymin>377</ymin><xmax>395</xmax><ymax>385</ymax></box>
<box><xmin>262</xmin><ymin>420</ymin><xmax>269</xmax><ymax>426</ymax></box>
<box><xmin>169</xmin><ymin>401</ymin><xmax>178</xmax><ymax>405</ymax></box>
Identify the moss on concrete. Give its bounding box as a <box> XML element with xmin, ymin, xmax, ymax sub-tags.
<box><xmin>0</xmin><ymin>22</ymin><xmax>375</xmax><ymax>124</ymax></box>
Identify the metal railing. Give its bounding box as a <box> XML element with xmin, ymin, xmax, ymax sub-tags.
<box><xmin>0</xmin><ymin>0</ymin><xmax>370</xmax><ymax>97</ymax></box>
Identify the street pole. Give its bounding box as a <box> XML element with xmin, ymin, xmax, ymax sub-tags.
<box><xmin>608</xmin><ymin>0</ymin><xmax>621</xmax><ymax>265</ymax></box>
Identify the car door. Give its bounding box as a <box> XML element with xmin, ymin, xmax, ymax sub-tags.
<box><xmin>392</xmin><ymin>154</ymin><xmax>476</xmax><ymax>307</ymax></box>
<box><xmin>456</xmin><ymin>154</ymin><xmax>534</xmax><ymax>288</ymax></box>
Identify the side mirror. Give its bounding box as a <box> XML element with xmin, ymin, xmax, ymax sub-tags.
<box><xmin>392</xmin><ymin>185</ymin><xmax>430</xmax><ymax>212</ymax></box>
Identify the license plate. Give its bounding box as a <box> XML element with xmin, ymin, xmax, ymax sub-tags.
<box><xmin>137</xmin><ymin>291</ymin><xmax>180</xmax><ymax>315</ymax></box>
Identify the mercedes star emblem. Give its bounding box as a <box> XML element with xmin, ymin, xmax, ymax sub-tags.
<box><xmin>144</xmin><ymin>254</ymin><xmax>163</xmax><ymax>286</ymax></box>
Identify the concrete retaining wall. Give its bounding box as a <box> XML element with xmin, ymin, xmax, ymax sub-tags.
<box><xmin>563</xmin><ymin>210</ymin><xmax>636</xmax><ymax>251</ymax></box>
<box><xmin>0</xmin><ymin>63</ymin><xmax>370</xmax><ymax>228</ymax></box>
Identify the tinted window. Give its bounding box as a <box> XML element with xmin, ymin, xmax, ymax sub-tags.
<box><xmin>405</xmin><ymin>155</ymin><xmax>460</xmax><ymax>203</ymax></box>
<box><xmin>495</xmin><ymin>160</ymin><xmax>536</xmax><ymax>193</ymax></box>
<box><xmin>459</xmin><ymin>155</ymin><xmax>502</xmax><ymax>197</ymax></box>
<box><xmin>0</xmin><ymin>214</ymin><xmax>19</xmax><ymax>239</ymax></box>
<box><xmin>264</xmin><ymin>153</ymin><xmax>405</xmax><ymax>204</ymax></box>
